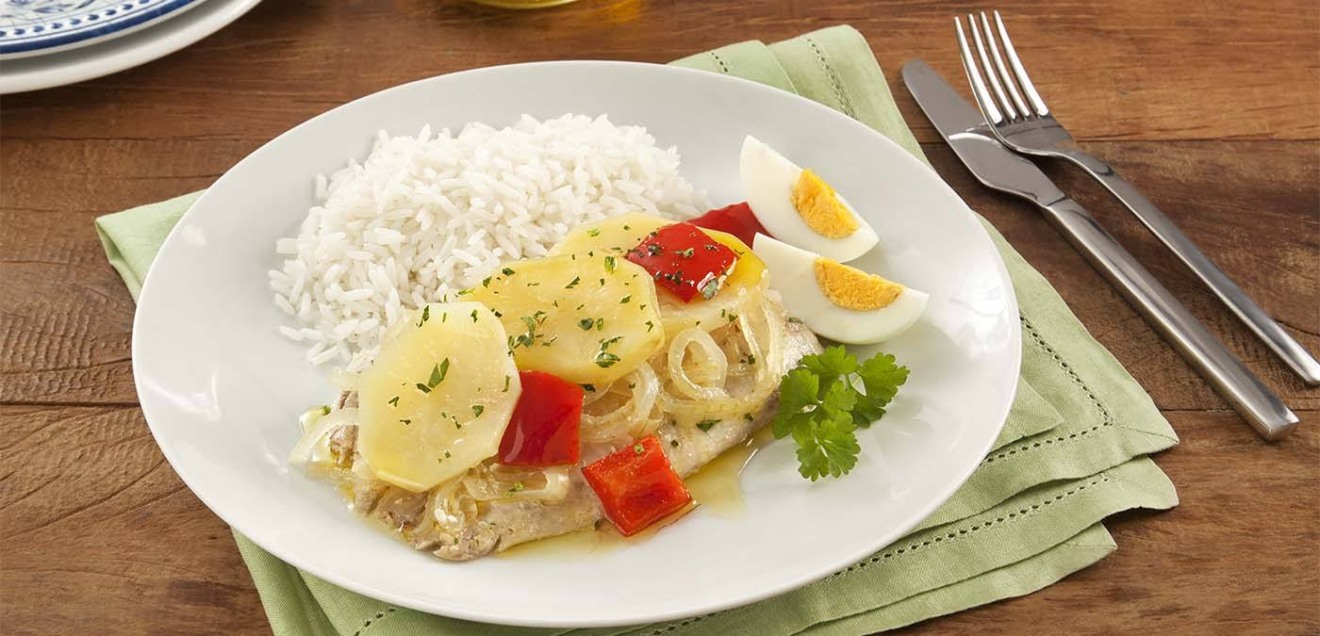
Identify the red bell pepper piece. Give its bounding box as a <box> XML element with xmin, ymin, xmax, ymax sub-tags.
<box><xmin>582</xmin><ymin>435</ymin><xmax>692</xmax><ymax>536</ymax></box>
<box><xmin>689</xmin><ymin>202</ymin><xmax>769</xmax><ymax>247</ymax></box>
<box><xmin>497</xmin><ymin>370</ymin><xmax>583</xmax><ymax>466</ymax></box>
<box><xmin>625</xmin><ymin>222</ymin><xmax>739</xmax><ymax>303</ymax></box>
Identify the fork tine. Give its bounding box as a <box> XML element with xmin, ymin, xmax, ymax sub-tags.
<box><xmin>955</xmin><ymin>16</ymin><xmax>1004</xmax><ymax>125</ymax></box>
<box><xmin>994</xmin><ymin>11</ymin><xmax>1049</xmax><ymax>116</ymax></box>
<box><xmin>980</xmin><ymin>11</ymin><xmax>1029</xmax><ymax>118</ymax></box>
<box><xmin>967</xmin><ymin>12</ymin><xmax>1017</xmax><ymax>120</ymax></box>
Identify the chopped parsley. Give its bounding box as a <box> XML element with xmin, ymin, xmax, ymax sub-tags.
<box><xmin>696</xmin><ymin>419</ymin><xmax>719</xmax><ymax>432</ymax></box>
<box><xmin>417</xmin><ymin>359</ymin><xmax>449</xmax><ymax>393</ymax></box>
<box><xmin>604</xmin><ymin>255</ymin><xmax>617</xmax><ymax>273</ymax></box>
<box><xmin>587</xmin><ymin>228</ymin><xmax>602</xmax><ymax>237</ymax></box>
<box><xmin>676</xmin><ymin>247</ymin><xmax>695</xmax><ymax>258</ymax></box>
<box><xmin>472</xmin><ymin>405</ymin><xmax>485</xmax><ymax>417</ymax></box>
<box><xmin>565</xmin><ymin>276</ymin><xmax>581</xmax><ymax>289</ymax></box>
<box><xmin>595</xmin><ymin>351</ymin><xmax>621</xmax><ymax>368</ymax></box>
<box><xmin>470</xmin><ymin>309</ymin><xmax>479</xmax><ymax>322</ymax></box>
<box><xmin>502</xmin><ymin>267</ymin><xmax>516</xmax><ymax>276</ymax></box>
<box><xmin>620</xmin><ymin>295</ymin><xmax>631</xmax><ymax>304</ymax></box>
<box><xmin>578</xmin><ymin>318</ymin><xmax>595</xmax><ymax>330</ymax></box>
<box><xmin>512</xmin><ymin>315</ymin><xmax>543</xmax><ymax>349</ymax></box>
<box><xmin>387</xmin><ymin>396</ymin><xmax>399</xmax><ymax>407</ymax></box>
<box><xmin>699</xmin><ymin>278</ymin><xmax>721</xmax><ymax>300</ymax></box>
<box><xmin>594</xmin><ymin>336</ymin><xmax>623</xmax><ymax>368</ymax></box>
<box><xmin>416</xmin><ymin>305</ymin><xmax>431</xmax><ymax>327</ymax></box>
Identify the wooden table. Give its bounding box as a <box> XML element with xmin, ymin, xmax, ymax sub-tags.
<box><xmin>2</xmin><ymin>1</ymin><xmax>1316</xmax><ymax>634</ymax></box>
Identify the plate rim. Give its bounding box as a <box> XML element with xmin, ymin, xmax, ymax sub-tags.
<box><xmin>0</xmin><ymin>0</ymin><xmax>261</xmax><ymax>93</ymax></box>
<box><xmin>132</xmin><ymin>59</ymin><xmax>1022</xmax><ymax>628</ymax></box>
<box><xmin>0</xmin><ymin>0</ymin><xmax>204</xmax><ymax>59</ymax></box>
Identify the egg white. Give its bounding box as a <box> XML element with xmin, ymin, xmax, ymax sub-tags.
<box><xmin>740</xmin><ymin>135</ymin><xmax>879</xmax><ymax>263</ymax></box>
<box><xmin>753</xmin><ymin>234</ymin><xmax>927</xmax><ymax>345</ymax></box>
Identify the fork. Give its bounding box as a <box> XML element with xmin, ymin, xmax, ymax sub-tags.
<box><xmin>955</xmin><ymin>11</ymin><xmax>1320</xmax><ymax>387</ymax></box>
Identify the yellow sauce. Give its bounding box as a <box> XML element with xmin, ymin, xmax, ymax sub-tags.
<box><xmin>684</xmin><ymin>427</ymin><xmax>775</xmax><ymax>517</ymax></box>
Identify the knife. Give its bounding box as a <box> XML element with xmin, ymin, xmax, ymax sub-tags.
<box><xmin>901</xmin><ymin>59</ymin><xmax>1298</xmax><ymax>441</ymax></box>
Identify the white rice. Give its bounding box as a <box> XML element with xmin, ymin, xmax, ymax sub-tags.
<box><xmin>268</xmin><ymin>114</ymin><xmax>708</xmax><ymax>372</ymax></box>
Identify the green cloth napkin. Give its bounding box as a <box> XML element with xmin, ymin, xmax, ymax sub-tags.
<box><xmin>96</xmin><ymin>25</ymin><xmax>1179</xmax><ymax>636</ymax></box>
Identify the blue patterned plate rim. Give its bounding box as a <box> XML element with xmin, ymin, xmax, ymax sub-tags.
<box><xmin>0</xmin><ymin>0</ymin><xmax>203</xmax><ymax>56</ymax></box>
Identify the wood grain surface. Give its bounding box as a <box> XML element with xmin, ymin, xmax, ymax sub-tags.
<box><xmin>1</xmin><ymin>1</ymin><xmax>1317</xmax><ymax>634</ymax></box>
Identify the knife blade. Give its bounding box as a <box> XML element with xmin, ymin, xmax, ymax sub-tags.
<box><xmin>900</xmin><ymin>59</ymin><xmax>1298</xmax><ymax>440</ymax></box>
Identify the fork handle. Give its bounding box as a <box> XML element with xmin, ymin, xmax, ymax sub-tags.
<box><xmin>1058</xmin><ymin>148</ymin><xmax>1320</xmax><ymax>386</ymax></box>
<box><xmin>1040</xmin><ymin>195</ymin><xmax>1299</xmax><ymax>440</ymax></box>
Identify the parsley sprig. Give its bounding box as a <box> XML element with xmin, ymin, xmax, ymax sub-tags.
<box><xmin>772</xmin><ymin>346</ymin><xmax>909</xmax><ymax>481</ymax></box>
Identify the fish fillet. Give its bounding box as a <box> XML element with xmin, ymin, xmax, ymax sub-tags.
<box><xmin>320</xmin><ymin>300</ymin><xmax>822</xmax><ymax>561</ymax></box>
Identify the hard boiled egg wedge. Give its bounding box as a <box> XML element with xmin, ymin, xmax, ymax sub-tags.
<box><xmin>753</xmin><ymin>235</ymin><xmax>927</xmax><ymax>344</ymax></box>
<box><xmin>740</xmin><ymin>135</ymin><xmax>879</xmax><ymax>262</ymax></box>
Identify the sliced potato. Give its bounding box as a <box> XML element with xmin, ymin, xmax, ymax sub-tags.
<box><xmin>358</xmin><ymin>302</ymin><xmax>521</xmax><ymax>492</ymax></box>
<box><xmin>548</xmin><ymin>212</ymin><xmax>670</xmax><ymax>257</ymax></box>
<box><xmin>471</xmin><ymin>254</ymin><xmax>664</xmax><ymax>385</ymax></box>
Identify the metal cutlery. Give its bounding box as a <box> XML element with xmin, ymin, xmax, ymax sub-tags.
<box><xmin>953</xmin><ymin>11</ymin><xmax>1320</xmax><ymax>386</ymax></box>
<box><xmin>900</xmin><ymin>59</ymin><xmax>1299</xmax><ymax>440</ymax></box>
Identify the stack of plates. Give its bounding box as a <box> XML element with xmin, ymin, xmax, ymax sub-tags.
<box><xmin>0</xmin><ymin>0</ymin><xmax>262</xmax><ymax>94</ymax></box>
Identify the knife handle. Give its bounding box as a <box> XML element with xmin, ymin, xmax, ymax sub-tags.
<box><xmin>1039</xmin><ymin>196</ymin><xmax>1298</xmax><ymax>440</ymax></box>
<box><xmin>1059</xmin><ymin>148</ymin><xmax>1320</xmax><ymax>386</ymax></box>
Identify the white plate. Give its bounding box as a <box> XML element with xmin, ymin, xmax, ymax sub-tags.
<box><xmin>134</xmin><ymin>61</ymin><xmax>1020</xmax><ymax>628</ymax></box>
<box><xmin>0</xmin><ymin>0</ymin><xmax>260</xmax><ymax>94</ymax></box>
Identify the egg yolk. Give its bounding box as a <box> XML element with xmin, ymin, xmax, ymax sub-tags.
<box><xmin>790</xmin><ymin>170</ymin><xmax>859</xmax><ymax>239</ymax></box>
<box><xmin>813</xmin><ymin>258</ymin><xmax>903</xmax><ymax>310</ymax></box>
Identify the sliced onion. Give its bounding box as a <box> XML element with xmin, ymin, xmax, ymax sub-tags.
<box><xmin>581</xmin><ymin>364</ymin><xmax>662</xmax><ymax>443</ymax></box>
<box><xmin>667</xmin><ymin>328</ymin><xmax>731</xmax><ymax>400</ymax></box>
<box><xmin>461</xmin><ymin>465</ymin><xmax>572</xmax><ymax>504</ymax></box>
<box><xmin>656</xmin><ymin>289</ymin><xmax>785</xmax><ymax>424</ymax></box>
<box><xmin>289</xmin><ymin>407</ymin><xmax>358</xmax><ymax>468</ymax></box>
